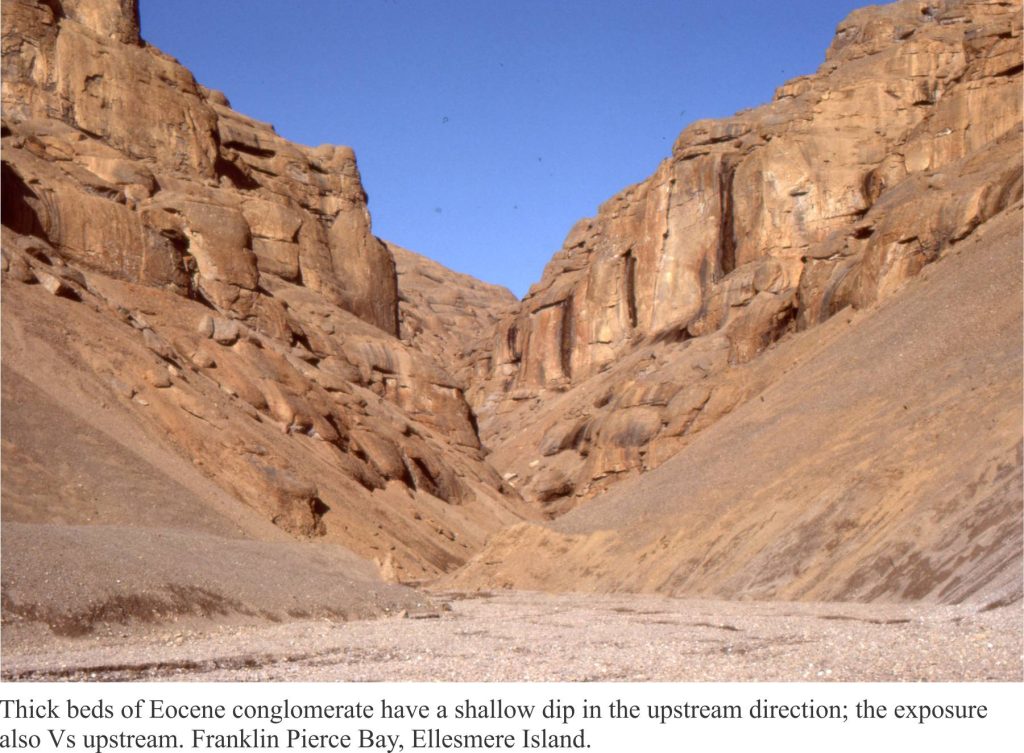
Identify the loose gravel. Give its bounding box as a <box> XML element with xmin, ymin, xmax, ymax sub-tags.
<box><xmin>3</xmin><ymin>591</ymin><xmax>1020</xmax><ymax>682</ymax></box>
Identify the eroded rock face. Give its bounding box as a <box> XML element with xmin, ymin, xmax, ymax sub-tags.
<box><xmin>447</xmin><ymin>205</ymin><xmax>1024</xmax><ymax>603</ymax></box>
<box><xmin>390</xmin><ymin>242</ymin><xmax>519</xmax><ymax>395</ymax></box>
<box><xmin>2</xmin><ymin>0</ymin><xmax>398</xmax><ymax>333</ymax></box>
<box><xmin>1</xmin><ymin>0</ymin><xmax>528</xmax><ymax>582</ymax></box>
<box><xmin>472</xmin><ymin>0</ymin><xmax>1022</xmax><ymax>513</ymax></box>
<box><xmin>2</xmin><ymin>0</ymin><xmax>1020</xmax><ymax>605</ymax></box>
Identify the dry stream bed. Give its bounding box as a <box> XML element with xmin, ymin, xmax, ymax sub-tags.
<box><xmin>2</xmin><ymin>591</ymin><xmax>1020</xmax><ymax>682</ymax></box>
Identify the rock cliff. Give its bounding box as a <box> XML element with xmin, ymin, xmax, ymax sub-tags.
<box><xmin>2</xmin><ymin>0</ymin><xmax>1021</xmax><ymax>632</ymax></box>
<box><xmin>470</xmin><ymin>0</ymin><xmax>1022</xmax><ymax>514</ymax></box>
<box><xmin>390</xmin><ymin>242</ymin><xmax>519</xmax><ymax>392</ymax></box>
<box><xmin>1</xmin><ymin>0</ymin><xmax>530</xmax><ymax>598</ymax></box>
<box><xmin>447</xmin><ymin>204</ymin><xmax>1023</xmax><ymax>603</ymax></box>
<box><xmin>445</xmin><ymin>0</ymin><xmax>1023</xmax><ymax>603</ymax></box>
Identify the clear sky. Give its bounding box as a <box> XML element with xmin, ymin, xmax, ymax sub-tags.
<box><xmin>140</xmin><ymin>0</ymin><xmax>869</xmax><ymax>298</ymax></box>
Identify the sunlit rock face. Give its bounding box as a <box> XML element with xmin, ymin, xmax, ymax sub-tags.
<box><xmin>1</xmin><ymin>0</ymin><xmax>530</xmax><ymax>582</ymax></box>
<box><xmin>1</xmin><ymin>0</ymin><xmax>1020</xmax><ymax>607</ymax></box>
<box><xmin>469</xmin><ymin>0</ymin><xmax>1022</xmax><ymax>514</ymax></box>
<box><xmin>2</xmin><ymin>0</ymin><xmax>399</xmax><ymax>331</ymax></box>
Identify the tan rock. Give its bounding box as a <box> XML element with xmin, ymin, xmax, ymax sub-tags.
<box><xmin>252</xmin><ymin>238</ymin><xmax>300</xmax><ymax>282</ymax></box>
<box><xmin>241</xmin><ymin>198</ymin><xmax>303</xmax><ymax>243</ymax></box>
<box><xmin>390</xmin><ymin>241</ymin><xmax>518</xmax><ymax>391</ymax></box>
<box><xmin>3</xmin><ymin>0</ymin><xmax>1019</xmax><ymax>618</ymax></box>
<box><xmin>470</xmin><ymin>0</ymin><xmax>1023</xmax><ymax>513</ymax></box>
<box><xmin>34</xmin><ymin>269</ymin><xmax>75</xmax><ymax>298</ymax></box>
<box><xmin>196</xmin><ymin>314</ymin><xmax>215</xmax><ymax>339</ymax></box>
<box><xmin>145</xmin><ymin>368</ymin><xmax>172</xmax><ymax>389</ymax></box>
<box><xmin>449</xmin><ymin>206</ymin><xmax>1024</xmax><ymax>604</ymax></box>
<box><xmin>250</xmin><ymin>462</ymin><xmax>325</xmax><ymax>537</ymax></box>
<box><xmin>0</xmin><ymin>0</ymin><xmax>529</xmax><ymax>586</ymax></box>
<box><xmin>326</xmin><ymin>206</ymin><xmax>399</xmax><ymax>335</ymax></box>
<box><xmin>211</xmin><ymin>318</ymin><xmax>240</xmax><ymax>345</ymax></box>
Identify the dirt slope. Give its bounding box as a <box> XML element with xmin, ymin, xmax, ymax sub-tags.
<box><xmin>1</xmin><ymin>0</ymin><xmax>541</xmax><ymax>652</ymax></box>
<box><xmin>1</xmin><ymin>0</ymin><xmax>530</xmax><ymax>586</ymax></box>
<box><xmin>1</xmin><ymin>313</ymin><xmax>438</xmax><ymax>646</ymax></box>
<box><xmin>2</xmin><ymin>0</ymin><xmax>1021</xmax><ymax>652</ymax></box>
<box><xmin>445</xmin><ymin>205</ymin><xmax>1023</xmax><ymax>604</ymax></box>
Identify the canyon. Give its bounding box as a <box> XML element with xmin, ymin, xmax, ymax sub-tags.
<box><xmin>1</xmin><ymin>0</ymin><xmax>1021</xmax><ymax>679</ymax></box>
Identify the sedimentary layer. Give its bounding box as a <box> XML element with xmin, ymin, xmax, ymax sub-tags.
<box><xmin>1</xmin><ymin>0</ymin><xmax>530</xmax><ymax>622</ymax></box>
<box><xmin>469</xmin><ymin>0</ymin><xmax>1022</xmax><ymax>515</ymax></box>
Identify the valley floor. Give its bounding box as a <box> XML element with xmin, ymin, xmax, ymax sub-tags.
<box><xmin>2</xmin><ymin>591</ymin><xmax>1020</xmax><ymax>682</ymax></box>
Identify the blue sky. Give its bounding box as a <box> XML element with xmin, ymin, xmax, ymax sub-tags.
<box><xmin>141</xmin><ymin>0</ymin><xmax>869</xmax><ymax>298</ymax></box>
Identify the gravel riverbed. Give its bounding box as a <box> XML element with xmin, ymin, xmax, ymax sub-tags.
<box><xmin>2</xmin><ymin>591</ymin><xmax>1020</xmax><ymax>682</ymax></box>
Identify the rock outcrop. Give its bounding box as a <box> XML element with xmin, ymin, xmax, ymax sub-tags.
<box><xmin>2</xmin><ymin>0</ymin><xmax>398</xmax><ymax>330</ymax></box>
<box><xmin>390</xmin><ymin>242</ymin><xmax>519</xmax><ymax>393</ymax></box>
<box><xmin>447</xmin><ymin>204</ymin><xmax>1024</xmax><ymax>603</ymax></box>
<box><xmin>2</xmin><ymin>0</ymin><xmax>1020</xmax><ymax>627</ymax></box>
<box><xmin>470</xmin><ymin>0</ymin><xmax>1022</xmax><ymax>513</ymax></box>
<box><xmin>1</xmin><ymin>0</ymin><xmax>530</xmax><ymax>589</ymax></box>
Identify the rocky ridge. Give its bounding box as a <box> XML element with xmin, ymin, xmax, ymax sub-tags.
<box><xmin>470</xmin><ymin>0</ymin><xmax>1022</xmax><ymax>514</ymax></box>
<box><xmin>1</xmin><ymin>0</ymin><xmax>530</xmax><ymax>594</ymax></box>
<box><xmin>1</xmin><ymin>0</ymin><xmax>1021</xmax><ymax>642</ymax></box>
<box><xmin>447</xmin><ymin>204</ymin><xmax>1024</xmax><ymax>603</ymax></box>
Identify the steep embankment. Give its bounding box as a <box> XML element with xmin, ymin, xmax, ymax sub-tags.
<box><xmin>468</xmin><ymin>0</ymin><xmax>1022</xmax><ymax>516</ymax></box>
<box><xmin>447</xmin><ymin>205</ymin><xmax>1023</xmax><ymax>603</ymax></box>
<box><xmin>2</xmin><ymin>0</ymin><xmax>1020</xmax><ymax>641</ymax></box>
<box><xmin>449</xmin><ymin>0</ymin><xmax>1023</xmax><ymax>602</ymax></box>
<box><xmin>1</xmin><ymin>0</ymin><xmax>528</xmax><ymax>639</ymax></box>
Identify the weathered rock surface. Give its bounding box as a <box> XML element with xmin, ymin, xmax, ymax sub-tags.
<box><xmin>447</xmin><ymin>205</ymin><xmax>1024</xmax><ymax>603</ymax></box>
<box><xmin>1</xmin><ymin>0</ymin><xmax>530</xmax><ymax>608</ymax></box>
<box><xmin>390</xmin><ymin>242</ymin><xmax>519</xmax><ymax>393</ymax></box>
<box><xmin>2</xmin><ymin>0</ymin><xmax>398</xmax><ymax>331</ymax></box>
<box><xmin>470</xmin><ymin>0</ymin><xmax>1023</xmax><ymax>513</ymax></box>
<box><xmin>2</xmin><ymin>0</ymin><xmax>1021</xmax><ymax>631</ymax></box>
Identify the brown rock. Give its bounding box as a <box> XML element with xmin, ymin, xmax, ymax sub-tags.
<box><xmin>0</xmin><ymin>0</ymin><xmax>530</xmax><ymax>591</ymax></box>
<box><xmin>3</xmin><ymin>0</ymin><xmax>402</xmax><ymax>331</ymax></box>
<box><xmin>240</xmin><ymin>198</ymin><xmax>303</xmax><ymax>243</ymax></box>
<box><xmin>469</xmin><ymin>0</ymin><xmax>1022</xmax><ymax>513</ymax></box>
<box><xmin>250</xmin><ymin>462</ymin><xmax>325</xmax><ymax>537</ymax></box>
<box><xmin>196</xmin><ymin>314</ymin><xmax>215</xmax><ymax>339</ymax></box>
<box><xmin>390</xmin><ymin>241</ymin><xmax>518</xmax><ymax>390</ymax></box>
<box><xmin>211</xmin><ymin>318</ymin><xmax>240</xmax><ymax>346</ymax></box>
<box><xmin>34</xmin><ymin>269</ymin><xmax>75</xmax><ymax>299</ymax></box>
<box><xmin>145</xmin><ymin>368</ymin><xmax>172</xmax><ymax>389</ymax></box>
<box><xmin>528</xmin><ymin>467</ymin><xmax>574</xmax><ymax>505</ymax></box>
<box><xmin>2</xmin><ymin>0</ymin><xmax>1019</xmax><ymax>629</ymax></box>
<box><xmin>252</xmin><ymin>238</ymin><xmax>301</xmax><ymax>282</ymax></box>
<box><xmin>449</xmin><ymin>206</ymin><xmax>1024</xmax><ymax>604</ymax></box>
